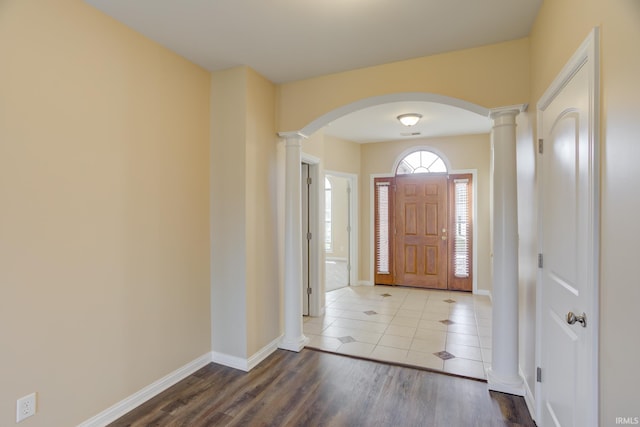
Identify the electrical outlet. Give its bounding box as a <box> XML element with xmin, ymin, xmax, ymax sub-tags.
<box><xmin>16</xmin><ymin>392</ymin><xmax>36</xmax><ymax>423</ymax></box>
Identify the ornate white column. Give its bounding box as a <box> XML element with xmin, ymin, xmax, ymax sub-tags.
<box><xmin>278</xmin><ymin>131</ymin><xmax>309</xmax><ymax>352</ymax></box>
<box><xmin>487</xmin><ymin>106</ymin><xmax>525</xmax><ymax>396</ymax></box>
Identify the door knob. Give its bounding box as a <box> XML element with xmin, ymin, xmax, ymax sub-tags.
<box><xmin>566</xmin><ymin>311</ymin><xmax>587</xmax><ymax>327</ymax></box>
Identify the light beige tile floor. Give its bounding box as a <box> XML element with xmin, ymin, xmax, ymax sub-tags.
<box><xmin>303</xmin><ymin>285</ymin><xmax>492</xmax><ymax>380</ymax></box>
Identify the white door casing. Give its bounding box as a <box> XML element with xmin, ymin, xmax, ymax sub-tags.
<box><xmin>301</xmin><ymin>153</ymin><xmax>322</xmax><ymax>317</ymax></box>
<box><xmin>536</xmin><ymin>29</ymin><xmax>599</xmax><ymax>426</ymax></box>
<box><xmin>302</xmin><ymin>163</ymin><xmax>310</xmax><ymax>316</ymax></box>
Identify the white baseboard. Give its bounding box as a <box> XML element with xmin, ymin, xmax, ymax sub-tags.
<box><xmin>247</xmin><ymin>335</ymin><xmax>282</xmax><ymax>371</ymax></box>
<box><xmin>78</xmin><ymin>352</ymin><xmax>213</xmax><ymax>427</ymax></box>
<box><xmin>487</xmin><ymin>368</ymin><xmax>526</xmax><ymax>396</ymax></box>
<box><xmin>474</xmin><ymin>289</ymin><xmax>492</xmax><ymax>302</ymax></box>
<box><xmin>357</xmin><ymin>280</ymin><xmax>373</xmax><ymax>286</ymax></box>
<box><xmin>213</xmin><ymin>335</ymin><xmax>282</xmax><ymax>372</ymax></box>
<box><xmin>278</xmin><ymin>334</ymin><xmax>310</xmax><ymax>352</ymax></box>
<box><xmin>211</xmin><ymin>351</ymin><xmax>249</xmax><ymax>371</ymax></box>
<box><xmin>520</xmin><ymin>368</ymin><xmax>537</xmax><ymax>423</ymax></box>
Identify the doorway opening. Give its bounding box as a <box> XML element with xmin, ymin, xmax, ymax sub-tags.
<box><xmin>301</xmin><ymin>156</ymin><xmax>321</xmax><ymax>317</ymax></box>
<box><xmin>374</xmin><ymin>150</ymin><xmax>473</xmax><ymax>291</ymax></box>
<box><xmin>324</xmin><ymin>172</ymin><xmax>358</xmax><ymax>292</ymax></box>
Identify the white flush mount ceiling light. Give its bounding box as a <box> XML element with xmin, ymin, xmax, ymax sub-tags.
<box><xmin>397</xmin><ymin>113</ymin><xmax>423</xmax><ymax>127</ymax></box>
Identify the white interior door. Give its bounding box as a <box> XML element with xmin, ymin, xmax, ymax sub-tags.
<box><xmin>537</xmin><ymin>30</ymin><xmax>599</xmax><ymax>427</ymax></box>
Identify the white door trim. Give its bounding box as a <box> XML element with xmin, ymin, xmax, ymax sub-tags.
<box><xmin>534</xmin><ymin>27</ymin><xmax>600</xmax><ymax>425</ymax></box>
<box><xmin>302</xmin><ymin>153</ymin><xmax>322</xmax><ymax>317</ymax></box>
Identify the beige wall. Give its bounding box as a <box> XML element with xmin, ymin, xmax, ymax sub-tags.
<box><xmin>210</xmin><ymin>68</ymin><xmax>248</xmax><ymax>358</ymax></box>
<box><xmin>359</xmin><ymin>135</ymin><xmax>492</xmax><ymax>293</ymax></box>
<box><xmin>324</xmin><ymin>134</ymin><xmax>362</xmax><ymax>175</ymax></box>
<box><xmin>277</xmin><ymin>38</ymin><xmax>530</xmax><ymax>132</ymax></box>
<box><xmin>211</xmin><ymin>66</ymin><xmax>281</xmax><ymax>358</ymax></box>
<box><xmin>526</xmin><ymin>0</ymin><xmax>640</xmax><ymax>423</ymax></box>
<box><xmin>0</xmin><ymin>1</ymin><xmax>211</xmax><ymax>426</ymax></box>
<box><xmin>245</xmin><ymin>68</ymin><xmax>280</xmax><ymax>355</ymax></box>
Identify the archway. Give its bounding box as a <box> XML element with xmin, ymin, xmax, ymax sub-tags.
<box><xmin>298</xmin><ymin>92</ymin><xmax>490</xmax><ymax>137</ymax></box>
<box><xmin>278</xmin><ymin>93</ymin><xmax>526</xmax><ymax>396</ymax></box>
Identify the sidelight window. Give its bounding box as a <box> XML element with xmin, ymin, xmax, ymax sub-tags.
<box><xmin>453</xmin><ymin>178</ymin><xmax>470</xmax><ymax>278</ymax></box>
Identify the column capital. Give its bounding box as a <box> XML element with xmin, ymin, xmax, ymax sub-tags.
<box><xmin>278</xmin><ymin>131</ymin><xmax>308</xmax><ymax>145</ymax></box>
<box><xmin>489</xmin><ymin>104</ymin><xmax>528</xmax><ymax>121</ymax></box>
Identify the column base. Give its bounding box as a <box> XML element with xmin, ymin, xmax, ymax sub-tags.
<box><xmin>487</xmin><ymin>367</ymin><xmax>526</xmax><ymax>396</ymax></box>
<box><xmin>278</xmin><ymin>334</ymin><xmax>310</xmax><ymax>352</ymax></box>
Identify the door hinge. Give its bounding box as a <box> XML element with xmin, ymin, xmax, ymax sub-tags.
<box><xmin>307</xmin><ymin>232</ymin><xmax>312</xmax><ymax>241</ymax></box>
<box><xmin>537</xmin><ymin>366</ymin><xmax>542</xmax><ymax>383</ymax></box>
<box><xmin>307</xmin><ymin>287</ymin><xmax>312</xmax><ymax>295</ymax></box>
<box><xmin>307</xmin><ymin>176</ymin><xmax>312</xmax><ymax>185</ymax></box>
<box><xmin>538</xmin><ymin>253</ymin><xmax>543</xmax><ymax>268</ymax></box>
<box><xmin>538</xmin><ymin>138</ymin><xmax>544</xmax><ymax>154</ymax></box>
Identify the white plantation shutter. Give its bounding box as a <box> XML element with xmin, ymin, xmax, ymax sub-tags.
<box><xmin>453</xmin><ymin>179</ymin><xmax>470</xmax><ymax>278</ymax></box>
<box><xmin>376</xmin><ymin>182</ymin><xmax>390</xmax><ymax>274</ymax></box>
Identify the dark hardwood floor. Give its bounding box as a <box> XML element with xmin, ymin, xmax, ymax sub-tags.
<box><xmin>109</xmin><ymin>348</ymin><xmax>535</xmax><ymax>427</ymax></box>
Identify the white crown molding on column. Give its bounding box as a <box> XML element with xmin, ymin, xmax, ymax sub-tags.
<box><xmin>489</xmin><ymin>104</ymin><xmax>528</xmax><ymax>119</ymax></box>
<box><xmin>278</xmin><ymin>130</ymin><xmax>309</xmax><ymax>140</ymax></box>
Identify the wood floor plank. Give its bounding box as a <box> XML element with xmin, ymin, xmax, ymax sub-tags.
<box><xmin>108</xmin><ymin>349</ymin><xmax>536</xmax><ymax>427</ymax></box>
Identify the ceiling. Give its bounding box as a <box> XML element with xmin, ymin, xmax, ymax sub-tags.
<box><xmin>85</xmin><ymin>0</ymin><xmax>540</xmax><ymax>142</ymax></box>
<box><xmin>324</xmin><ymin>101</ymin><xmax>492</xmax><ymax>143</ymax></box>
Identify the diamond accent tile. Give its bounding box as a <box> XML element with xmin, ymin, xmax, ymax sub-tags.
<box><xmin>443</xmin><ymin>299</ymin><xmax>456</xmax><ymax>303</ymax></box>
<box><xmin>381</xmin><ymin>293</ymin><xmax>392</xmax><ymax>297</ymax></box>
<box><xmin>439</xmin><ymin>319</ymin><xmax>455</xmax><ymax>325</ymax></box>
<box><xmin>338</xmin><ymin>336</ymin><xmax>356</xmax><ymax>344</ymax></box>
<box><xmin>434</xmin><ymin>351</ymin><xmax>456</xmax><ymax>360</ymax></box>
<box><xmin>364</xmin><ymin>310</ymin><xmax>378</xmax><ymax>315</ymax></box>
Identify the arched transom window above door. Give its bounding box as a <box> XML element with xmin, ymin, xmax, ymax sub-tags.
<box><xmin>396</xmin><ymin>150</ymin><xmax>447</xmax><ymax>175</ymax></box>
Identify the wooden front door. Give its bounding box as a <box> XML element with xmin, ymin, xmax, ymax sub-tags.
<box><xmin>394</xmin><ymin>175</ymin><xmax>448</xmax><ymax>289</ymax></box>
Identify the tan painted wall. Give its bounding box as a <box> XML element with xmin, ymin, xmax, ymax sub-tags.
<box><xmin>210</xmin><ymin>68</ymin><xmax>248</xmax><ymax>358</ymax></box>
<box><xmin>359</xmin><ymin>135</ymin><xmax>492</xmax><ymax>293</ymax></box>
<box><xmin>245</xmin><ymin>68</ymin><xmax>280</xmax><ymax>355</ymax></box>
<box><xmin>324</xmin><ymin>135</ymin><xmax>362</xmax><ymax>175</ymax></box>
<box><xmin>302</xmin><ymin>131</ymin><xmax>325</xmax><ymax>161</ymax></box>
<box><xmin>526</xmin><ymin>0</ymin><xmax>640</xmax><ymax>423</ymax></box>
<box><xmin>0</xmin><ymin>1</ymin><xmax>211</xmax><ymax>426</ymax></box>
<box><xmin>211</xmin><ymin>66</ymin><xmax>281</xmax><ymax>358</ymax></box>
<box><xmin>277</xmin><ymin>38</ymin><xmax>530</xmax><ymax>132</ymax></box>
